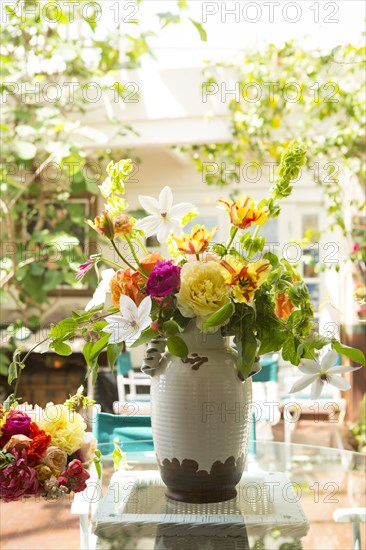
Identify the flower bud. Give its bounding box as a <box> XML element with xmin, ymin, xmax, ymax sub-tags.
<box><xmin>94</xmin><ymin>211</ymin><xmax>115</xmax><ymax>240</ymax></box>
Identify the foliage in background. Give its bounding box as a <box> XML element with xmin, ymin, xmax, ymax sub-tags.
<box><xmin>0</xmin><ymin>0</ymin><xmax>204</xmax><ymax>372</ymax></box>
<box><xmin>182</xmin><ymin>40</ymin><xmax>366</xmax><ymax>269</ymax></box>
<box><xmin>350</xmin><ymin>394</ymin><xmax>366</xmax><ymax>453</ymax></box>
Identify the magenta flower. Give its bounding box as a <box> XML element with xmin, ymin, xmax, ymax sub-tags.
<box><xmin>2</xmin><ymin>410</ymin><xmax>31</xmax><ymax>439</ymax></box>
<box><xmin>0</xmin><ymin>450</ymin><xmax>40</xmax><ymax>502</ymax></box>
<box><xmin>145</xmin><ymin>260</ymin><xmax>181</xmax><ymax>297</ymax></box>
<box><xmin>76</xmin><ymin>258</ymin><xmax>96</xmax><ymax>281</ymax></box>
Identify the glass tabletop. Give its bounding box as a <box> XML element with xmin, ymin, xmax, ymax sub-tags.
<box><xmin>93</xmin><ymin>441</ymin><xmax>366</xmax><ymax>550</ymax></box>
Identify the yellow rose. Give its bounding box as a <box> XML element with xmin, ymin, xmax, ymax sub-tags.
<box><xmin>35</xmin><ymin>464</ymin><xmax>53</xmax><ymax>482</ymax></box>
<box><xmin>38</xmin><ymin>405</ymin><xmax>86</xmax><ymax>455</ymax></box>
<box><xmin>176</xmin><ymin>261</ymin><xmax>230</xmax><ymax>329</ymax></box>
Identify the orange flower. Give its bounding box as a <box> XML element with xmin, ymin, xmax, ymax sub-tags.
<box><xmin>110</xmin><ymin>268</ymin><xmax>144</xmax><ymax>308</ymax></box>
<box><xmin>217</xmin><ymin>195</ymin><xmax>268</xmax><ymax>230</ymax></box>
<box><xmin>275</xmin><ymin>292</ymin><xmax>295</xmax><ymax>319</ymax></box>
<box><xmin>27</xmin><ymin>430</ymin><xmax>52</xmax><ymax>460</ymax></box>
<box><xmin>139</xmin><ymin>252</ymin><xmax>164</xmax><ymax>274</ymax></box>
<box><xmin>173</xmin><ymin>224</ymin><xmax>218</xmax><ymax>255</ymax></box>
<box><xmin>220</xmin><ymin>257</ymin><xmax>271</xmax><ymax>303</ymax></box>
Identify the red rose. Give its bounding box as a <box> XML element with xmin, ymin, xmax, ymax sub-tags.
<box><xmin>66</xmin><ymin>459</ymin><xmax>84</xmax><ymax>477</ymax></box>
<box><xmin>2</xmin><ymin>411</ymin><xmax>31</xmax><ymax>439</ymax></box>
<box><xmin>27</xmin><ymin>431</ymin><xmax>52</xmax><ymax>460</ymax></box>
<box><xmin>58</xmin><ymin>459</ymin><xmax>90</xmax><ymax>493</ymax></box>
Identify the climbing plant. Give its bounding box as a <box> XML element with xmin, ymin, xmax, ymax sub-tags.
<box><xmin>0</xmin><ymin>0</ymin><xmax>205</xmax><ymax>372</ymax></box>
<box><xmin>182</xmin><ymin>40</ymin><xmax>365</xmax><ymax>252</ymax></box>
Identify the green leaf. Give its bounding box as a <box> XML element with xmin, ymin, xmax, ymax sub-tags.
<box><xmin>107</xmin><ymin>343</ymin><xmax>122</xmax><ymax>370</ymax></box>
<box><xmin>112</xmin><ymin>442</ymin><xmax>126</xmax><ymax>471</ymax></box>
<box><xmin>163</xmin><ymin>320</ymin><xmax>183</xmax><ymax>335</ymax></box>
<box><xmin>203</xmin><ymin>302</ymin><xmax>234</xmax><ymax>331</ymax></box>
<box><xmin>332</xmin><ymin>342</ymin><xmax>366</xmax><ymax>366</ymax></box>
<box><xmin>157</xmin><ymin>12</ymin><xmax>180</xmax><ymax>28</ymax></box>
<box><xmin>167</xmin><ymin>335</ymin><xmax>188</xmax><ymax>359</ymax></box>
<box><xmin>83</xmin><ymin>342</ymin><xmax>93</xmax><ymax>367</ymax></box>
<box><xmin>49</xmin><ymin>318</ymin><xmax>77</xmax><ymax>340</ymax></box>
<box><xmin>7</xmin><ymin>362</ymin><xmax>18</xmax><ymax>385</ymax></box>
<box><xmin>281</xmin><ymin>335</ymin><xmax>300</xmax><ymax>365</ymax></box>
<box><xmin>0</xmin><ymin>352</ymin><xmax>9</xmax><ymax>377</ymax></box>
<box><xmin>90</xmin><ymin>334</ymin><xmax>110</xmax><ymax>360</ymax></box>
<box><xmin>93</xmin><ymin>321</ymin><xmax>108</xmax><ymax>333</ymax></box>
<box><xmin>189</xmin><ymin>18</ymin><xmax>207</xmax><ymax>41</ymax></box>
<box><xmin>52</xmin><ymin>341</ymin><xmax>72</xmax><ymax>356</ymax></box>
<box><xmin>130</xmin><ymin>328</ymin><xmax>159</xmax><ymax>348</ymax></box>
<box><xmin>234</xmin><ymin>331</ymin><xmax>257</xmax><ymax>378</ymax></box>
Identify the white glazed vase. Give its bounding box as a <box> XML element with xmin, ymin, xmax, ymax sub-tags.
<box><xmin>143</xmin><ymin>322</ymin><xmax>253</xmax><ymax>503</ymax></box>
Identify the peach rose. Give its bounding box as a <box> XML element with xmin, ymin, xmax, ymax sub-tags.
<box><xmin>40</xmin><ymin>446</ymin><xmax>67</xmax><ymax>472</ymax></box>
<box><xmin>3</xmin><ymin>434</ymin><xmax>31</xmax><ymax>452</ymax></box>
<box><xmin>140</xmin><ymin>252</ymin><xmax>164</xmax><ymax>274</ymax></box>
<box><xmin>78</xmin><ymin>432</ymin><xmax>97</xmax><ymax>464</ymax></box>
<box><xmin>110</xmin><ymin>268</ymin><xmax>144</xmax><ymax>307</ymax></box>
<box><xmin>114</xmin><ymin>215</ymin><xmax>133</xmax><ymax>236</ymax></box>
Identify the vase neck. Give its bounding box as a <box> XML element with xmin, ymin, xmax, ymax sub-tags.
<box><xmin>181</xmin><ymin>321</ymin><xmax>224</xmax><ymax>349</ymax></box>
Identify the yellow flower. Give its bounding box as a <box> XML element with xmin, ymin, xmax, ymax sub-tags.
<box><xmin>38</xmin><ymin>405</ymin><xmax>86</xmax><ymax>455</ymax></box>
<box><xmin>176</xmin><ymin>261</ymin><xmax>230</xmax><ymax>329</ymax></box>
<box><xmin>220</xmin><ymin>257</ymin><xmax>271</xmax><ymax>303</ymax></box>
<box><xmin>217</xmin><ymin>195</ymin><xmax>268</xmax><ymax>230</ymax></box>
<box><xmin>173</xmin><ymin>225</ymin><xmax>218</xmax><ymax>255</ymax></box>
<box><xmin>35</xmin><ymin>464</ymin><xmax>53</xmax><ymax>482</ymax></box>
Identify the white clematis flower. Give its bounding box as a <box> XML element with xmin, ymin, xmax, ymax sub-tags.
<box><xmin>103</xmin><ymin>295</ymin><xmax>152</xmax><ymax>345</ymax></box>
<box><xmin>85</xmin><ymin>269</ymin><xmax>115</xmax><ymax>311</ymax></box>
<box><xmin>135</xmin><ymin>186</ymin><xmax>197</xmax><ymax>244</ymax></box>
<box><xmin>290</xmin><ymin>349</ymin><xmax>361</xmax><ymax>399</ymax></box>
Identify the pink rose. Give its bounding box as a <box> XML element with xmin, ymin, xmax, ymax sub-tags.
<box><xmin>0</xmin><ymin>450</ymin><xmax>40</xmax><ymax>502</ymax></box>
<box><xmin>2</xmin><ymin>434</ymin><xmax>31</xmax><ymax>452</ymax></box>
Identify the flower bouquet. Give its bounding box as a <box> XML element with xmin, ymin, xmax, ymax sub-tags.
<box><xmin>0</xmin><ymin>388</ymin><xmax>99</xmax><ymax>502</ymax></box>
<box><xmin>6</xmin><ymin>140</ymin><xmax>365</xmax><ymax>503</ymax></box>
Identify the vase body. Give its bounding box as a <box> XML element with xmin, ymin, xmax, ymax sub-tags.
<box><xmin>149</xmin><ymin>323</ymin><xmax>253</xmax><ymax>503</ymax></box>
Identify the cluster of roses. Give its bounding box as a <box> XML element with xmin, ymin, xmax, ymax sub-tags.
<box><xmin>0</xmin><ymin>404</ymin><xmax>96</xmax><ymax>502</ymax></box>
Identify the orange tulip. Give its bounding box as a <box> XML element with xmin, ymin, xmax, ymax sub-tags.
<box><xmin>139</xmin><ymin>252</ymin><xmax>164</xmax><ymax>274</ymax></box>
<box><xmin>220</xmin><ymin>256</ymin><xmax>271</xmax><ymax>303</ymax></box>
<box><xmin>217</xmin><ymin>195</ymin><xmax>268</xmax><ymax>230</ymax></box>
<box><xmin>275</xmin><ymin>292</ymin><xmax>295</xmax><ymax>319</ymax></box>
<box><xmin>173</xmin><ymin>225</ymin><xmax>218</xmax><ymax>254</ymax></box>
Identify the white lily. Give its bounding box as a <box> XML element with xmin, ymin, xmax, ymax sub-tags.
<box><xmin>135</xmin><ymin>186</ymin><xmax>197</xmax><ymax>244</ymax></box>
<box><xmin>85</xmin><ymin>268</ymin><xmax>115</xmax><ymax>311</ymax></box>
<box><xmin>103</xmin><ymin>295</ymin><xmax>152</xmax><ymax>345</ymax></box>
<box><xmin>290</xmin><ymin>349</ymin><xmax>361</xmax><ymax>399</ymax></box>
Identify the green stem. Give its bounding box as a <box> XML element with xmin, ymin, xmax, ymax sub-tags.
<box><xmin>135</xmin><ymin>235</ymin><xmax>148</xmax><ymax>255</ymax></box>
<box><xmin>195</xmin><ymin>253</ymin><xmax>200</xmax><ymax>261</ymax></box>
<box><xmin>110</xmin><ymin>240</ymin><xmax>137</xmax><ymax>272</ymax></box>
<box><xmin>252</xmin><ymin>225</ymin><xmax>261</xmax><ymax>239</ymax></box>
<box><xmin>100</xmin><ymin>257</ymin><xmax>123</xmax><ymax>270</ymax></box>
<box><xmin>226</xmin><ymin>227</ymin><xmax>239</xmax><ymax>250</ymax></box>
<box><xmin>13</xmin><ymin>337</ymin><xmax>49</xmax><ymax>398</ymax></box>
<box><xmin>124</xmin><ymin>235</ymin><xmax>148</xmax><ymax>277</ymax></box>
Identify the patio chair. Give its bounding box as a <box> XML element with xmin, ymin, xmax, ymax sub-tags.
<box><xmin>116</xmin><ymin>350</ymin><xmax>151</xmax><ymax>402</ymax></box>
<box><xmin>333</xmin><ymin>508</ymin><xmax>366</xmax><ymax>550</ymax></box>
<box><xmin>252</xmin><ymin>353</ymin><xmax>281</xmax><ymax>439</ymax></box>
